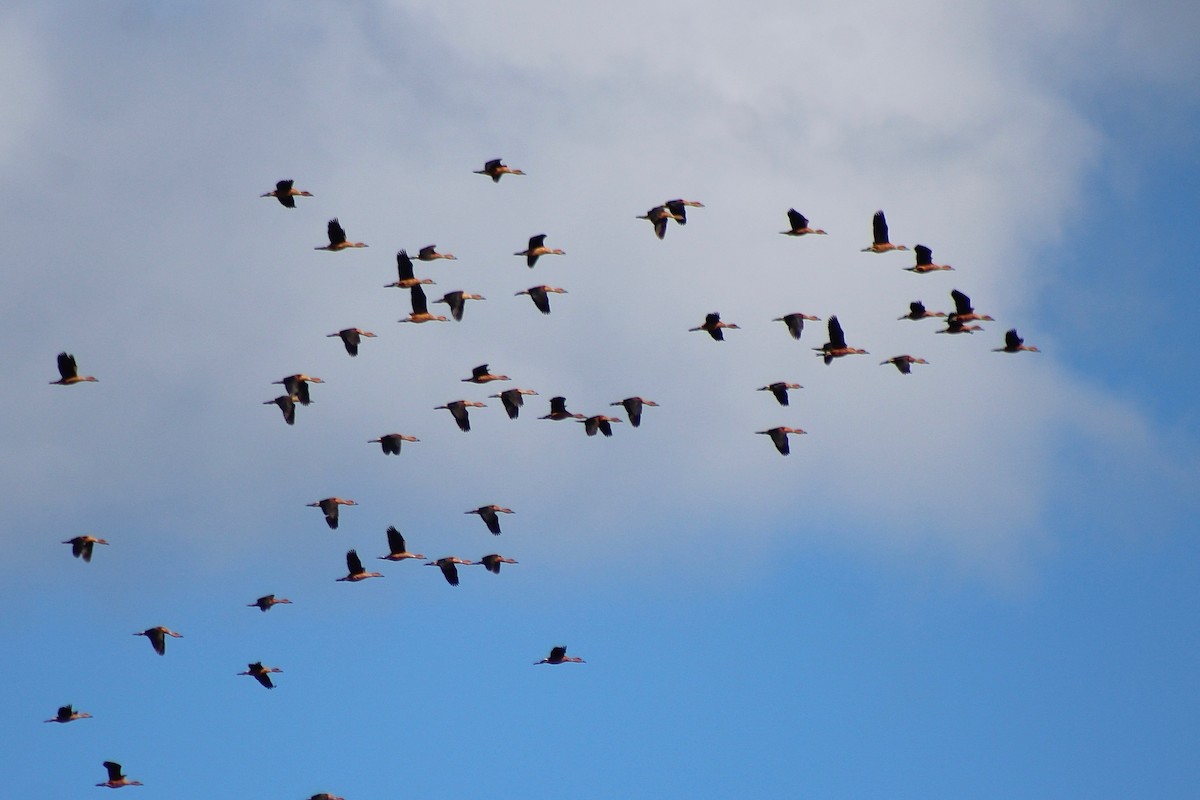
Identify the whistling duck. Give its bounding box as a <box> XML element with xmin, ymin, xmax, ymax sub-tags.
<box><xmin>50</xmin><ymin>352</ymin><xmax>97</xmax><ymax>385</ymax></box>
<box><xmin>416</xmin><ymin>245</ymin><xmax>456</xmax><ymax>261</ymax></box>
<box><xmin>516</xmin><ymin>285</ymin><xmax>567</xmax><ymax>314</ymax></box>
<box><xmin>862</xmin><ymin>210</ymin><xmax>908</xmax><ymax>253</ymax></box>
<box><xmin>369</xmin><ymin>433</ymin><xmax>419</xmax><ymax>455</ymax></box>
<box><xmin>463</xmin><ymin>364</ymin><xmax>510</xmax><ymax>384</ymax></box>
<box><xmin>610</xmin><ymin>397</ymin><xmax>658</xmax><ymax>427</ymax></box>
<box><xmin>63</xmin><ymin>535</ymin><xmax>108</xmax><ymax>562</ymax></box>
<box><xmin>314</xmin><ymin>218</ymin><xmax>367</xmax><ymax>251</ymax></box>
<box><xmin>936</xmin><ymin>314</ymin><xmax>983</xmax><ymax>334</ymax></box>
<box><xmin>535</xmin><ymin>645</ymin><xmax>585</xmax><ymax>665</ymax></box>
<box><xmin>327</xmin><ymin>328</ymin><xmax>376</xmax><ymax>357</ymax></box>
<box><xmin>247</xmin><ymin>594</ymin><xmax>292</xmax><ymax>612</ymax></box>
<box><xmin>264</xmin><ymin>395</ymin><xmax>296</xmax><ymax>425</ymax></box>
<box><xmin>774</xmin><ymin>313</ymin><xmax>821</xmax><ymax>340</ymax></box>
<box><xmin>541</xmin><ymin>396</ymin><xmax>584</xmax><ymax>420</ymax></box>
<box><xmin>690</xmin><ymin>312</ymin><xmax>740</xmax><ymax>341</ymax></box>
<box><xmin>239</xmin><ymin>662</ymin><xmax>283</xmax><ymax>689</ymax></box>
<box><xmin>950</xmin><ymin>289</ymin><xmax>994</xmax><ymax>323</ymax></box>
<box><xmin>337</xmin><ymin>549</ymin><xmax>382</xmax><ymax>582</ymax></box>
<box><xmin>475</xmin><ymin>159</ymin><xmax>525</xmax><ymax>182</ymax></box>
<box><xmin>272</xmin><ymin>374</ymin><xmax>323</xmax><ymax>406</ymax></box>
<box><xmin>379</xmin><ymin>526</ymin><xmax>425</xmax><ymax>561</ymax></box>
<box><xmin>881</xmin><ymin>355</ymin><xmax>929</xmax><ymax>374</ymax></box>
<box><xmin>427</xmin><ymin>556</ymin><xmax>473</xmax><ymax>586</ymax></box>
<box><xmin>515</xmin><ymin>234</ymin><xmax>565</xmax><ymax>268</ymax></box>
<box><xmin>399</xmin><ymin>285</ymin><xmax>449</xmax><ymax>323</ymax></box>
<box><xmin>994</xmin><ymin>329</ymin><xmax>1040</xmax><ymax>353</ymax></box>
<box><xmin>899</xmin><ymin>301</ymin><xmax>945</xmax><ymax>321</ymax></box>
<box><xmin>434</xmin><ymin>290</ymin><xmax>485</xmax><ymax>321</ymax></box>
<box><xmin>436</xmin><ymin>400</ymin><xmax>486</xmax><ymax>432</ymax></box>
<box><xmin>578</xmin><ymin>414</ymin><xmax>622</xmax><ymax>437</ymax></box>
<box><xmin>637</xmin><ymin>205</ymin><xmax>682</xmax><ymax>239</ymax></box>
<box><xmin>477</xmin><ymin>554</ymin><xmax>518</xmax><ymax>574</ymax></box>
<box><xmin>664</xmin><ymin>199</ymin><xmax>704</xmax><ymax>224</ymax></box>
<box><xmin>260</xmin><ymin>179</ymin><xmax>312</xmax><ymax>208</ymax></box>
<box><xmin>756</xmin><ymin>426</ymin><xmax>807</xmax><ymax>455</ymax></box>
<box><xmin>307</xmin><ymin>497</ymin><xmax>357</xmax><ymax>529</ymax></box>
<box><xmin>813</xmin><ymin>316</ymin><xmax>868</xmax><ymax>363</ymax></box>
<box><xmin>906</xmin><ymin>244</ymin><xmax>953</xmax><ymax>272</ymax></box>
<box><xmin>780</xmin><ymin>209</ymin><xmax>827</xmax><ymax>236</ymax></box>
<box><xmin>466</xmin><ymin>505</ymin><xmax>514</xmax><ymax>535</ymax></box>
<box><xmin>133</xmin><ymin>626</ymin><xmax>182</xmax><ymax>656</ymax></box>
<box><xmin>45</xmin><ymin>704</ymin><xmax>91</xmax><ymax>723</ymax></box>
<box><xmin>384</xmin><ymin>250</ymin><xmax>434</xmax><ymax>289</ymax></box>
<box><xmin>491</xmin><ymin>388</ymin><xmax>538</xmax><ymax>419</ymax></box>
<box><xmin>96</xmin><ymin>761</ymin><xmax>142</xmax><ymax>788</ymax></box>
<box><xmin>758</xmin><ymin>382</ymin><xmax>802</xmax><ymax>406</ymax></box>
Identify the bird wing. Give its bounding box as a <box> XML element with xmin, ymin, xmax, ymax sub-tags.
<box><xmin>450</xmin><ymin>402</ymin><xmax>471</xmax><ymax>432</ymax></box>
<box><xmin>530</xmin><ymin>287</ymin><xmax>551</xmax><ymax>314</ymax></box>
<box><xmin>481</xmin><ymin>508</ymin><xmax>501</xmax><ymax>534</ymax></box>
<box><xmin>419</xmin><ymin>245</ymin><xmax>436</xmax><ymax>259</ymax></box>
<box><xmin>549</xmin><ymin>396</ymin><xmax>568</xmax><ymax>415</ymax></box>
<box><xmin>914</xmin><ymin>245</ymin><xmax>933</xmax><ymax>266</ymax></box>
<box><xmin>549</xmin><ymin>646</ymin><xmax>566</xmax><ymax>663</ymax></box>
<box><xmin>665</xmin><ymin>200</ymin><xmax>688</xmax><ymax>223</ymax></box>
<box><xmin>81</xmin><ymin>539</ymin><xmax>95</xmax><ymax>561</ymax></box>
<box><xmin>872</xmin><ymin>210</ymin><xmax>889</xmax><ymax>244</ymax></box>
<box><xmin>441</xmin><ymin>561</ymin><xmax>460</xmax><ymax>585</ymax></box>
<box><xmin>624</xmin><ymin>398</ymin><xmax>643</xmax><ymax>426</ymax></box>
<box><xmin>771</xmin><ymin>429</ymin><xmax>790</xmax><ymax>455</ymax></box>
<box><xmin>771</xmin><ymin>384</ymin><xmax>789</xmax><ymax>405</ymax></box>
<box><xmin>482</xmin><ymin>554</ymin><xmax>500</xmax><ymax>573</ymax></box>
<box><xmin>472</xmin><ymin>364</ymin><xmax>489</xmax><ymax>380</ymax></box>
<box><xmin>827</xmin><ymin>316</ymin><xmax>847</xmax><ymax>349</ymax></box>
<box><xmin>1005</xmin><ymin>329</ymin><xmax>1021</xmax><ymax>349</ymax></box>
<box><xmin>276</xmin><ymin>179</ymin><xmax>294</xmax><ymax>193</ymax></box>
<box><xmin>104</xmin><ymin>762</ymin><xmax>123</xmax><ymax>781</ymax></box>
<box><xmin>484</xmin><ymin>159</ymin><xmax>502</xmax><ymax>171</ymax></box>
<box><xmin>951</xmin><ymin>290</ymin><xmax>972</xmax><ymax>315</ymax></box>
<box><xmin>784</xmin><ymin>314</ymin><xmax>804</xmax><ymax>339</ymax></box>
<box><xmin>910</xmin><ymin>301</ymin><xmax>926</xmax><ymax>316</ymax></box>
<box><xmin>327</xmin><ymin>218</ymin><xmax>347</xmax><ymax>246</ymax></box>
<box><xmin>346</xmin><ymin>549</ymin><xmax>365</xmax><ymax>574</ymax></box>
<box><xmin>149</xmin><ymin>629</ymin><xmax>166</xmax><ymax>655</ymax></box>
<box><xmin>386</xmin><ymin>526</ymin><xmax>406</xmax><ymax>554</ymax></box>
<box><xmin>445</xmin><ymin>291</ymin><xmax>465</xmax><ymax>321</ymax></box>
<box><xmin>57</xmin><ymin>352</ymin><xmax>78</xmax><ymax>380</ymax></box>
<box><xmin>787</xmin><ymin>209</ymin><xmax>807</xmax><ymax>230</ymax></box>
<box><xmin>411</xmin><ymin>285</ymin><xmax>430</xmax><ymax>315</ymax></box>
<box><xmin>529</xmin><ymin>234</ymin><xmax>547</xmax><ymax>249</ymax></box>
<box><xmin>500</xmin><ymin>390</ymin><xmax>521</xmax><ymax>419</ymax></box>
<box><xmin>396</xmin><ymin>250</ymin><xmax>415</xmax><ymax>280</ymax></box>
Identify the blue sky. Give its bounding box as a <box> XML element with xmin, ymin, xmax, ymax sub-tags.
<box><xmin>2</xmin><ymin>1</ymin><xmax>1197</xmax><ymax>797</ymax></box>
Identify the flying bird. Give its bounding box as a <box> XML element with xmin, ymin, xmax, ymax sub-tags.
<box><xmin>307</xmin><ymin>497</ymin><xmax>357</xmax><ymax>529</ymax></box>
<box><xmin>272</xmin><ymin>374</ymin><xmax>323</xmax><ymax>406</ymax></box>
<box><xmin>379</xmin><ymin>526</ymin><xmax>425</xmax><ymax>561</ymax></box>
<box><xmin>610</xmin><ymin>397</ymin><xmax>658</xmax><ymax>427</ymax></box>
<box><xmin>773</xmin><ymin>313</ymin><xmax>821</xmax><ymax>340</ymax></box>
<box><xmin>535</xmin><ymin>645</ymin><xmax>585</xmax><ymax>665</ymax></box>
<box><xmin>937</xmin><ymin>314</ymin><xmax>984</xmax><ymax>335</ymax></box>
<box><xmin>475</xmin><ymin>158</ymin><xmax>525</xmax><ymax>182</ymax></box>
<box><xmin>247</xmin><ymin>594</ymin><xmax>292</xmax><ymax>612</ymax></box>
<box><xmin>314</xmin><ymin>218</ymin><xmax>367</xmax><ymax>251</ymax></box>
<box><xmin>260</xmin><ymin>179</ymin><xmax>312</xmax><ymax>208</ymax></box>
<box><xmin>399</xmin><ymin>285</ymin><xmax>449</xmax><ymax>323</ymax></box>
<box><xmin>578</xmin><ymin>414</ymin><xmax>623</xmax><ymax>437</ymax></box>
<box><xmin>515</xmin><ymin>234</ymin><xmax>565</xmax><ymax>268</ymax></box>
<box><xmin>434</xmin><ymin>290</ymin><xmax>485</xmax><ymax>321</ymax></box>
<box><xmin>664</xmin><ymin>198</ymin><xmax>704</xmax><ymax>224</ymax></box>
<box><xmin>949</xmin><ymin>289</ymin><xmax>994</xmax><ymax>323</ymax></box>
<box><xmin>690</xmin><ymin>312</ymin><xmax>740</xmax><ymax>341</ymax></box>
<box><xmin>384</xmin><ymin>250</ymin><xmax>434</xmax><ymax>289</ymax></box>
<box><xmin>491</xmin><ymin>388</ymin><xmax>538</xmax><ymax>419</ymax></box>
<box><xmin>898</xmin><ymin>301</ymin><xmax>945</xmax><ymax>321</ymax></box>
<box><xmin>994</xmin><ymin>329</ymin><xmax>1040</xmax><ymax>353</ymax></box>
<box><xmin>133</xmin><ymin>626</ymin><xmax>182</xmax><ymax>656</ymax></box>
<box><xmin>96</xmin><ymin>761</ymin><xmax>142</xmax><ymax>789</ymax></box>
<box><xmin>45</xmin><ymin>704</ymin><xmax>92</xmax><ymax>723</ymax></box>
<box><xmin>906</xmin><ymin>244</ymin><xmax>953</xmax><ymax>272</ymax></box>
<box><xmin>435</xmin><ymin>400</ymin><xmax>486</xmax><ymax>432</ymax></box>
<box><xmin>238</xmin><ymin>662</ymin><xmax>283</xmax><ymax>689</ymax></box>
<box><xmin>540</xmin><ymin>396</ymin><xmax>584</xmax><ymax>421</ymax></box>
<box><xmin>463</xmin><ymin>364</ymin><xmax>510</xmax><ymax>384</ymax></box>
<box><xmin>50</xmin><ymin>352</ymin><xmax>97</xmax><ymax>385</ymax></box>
<box><xmin>466</xmin><ymin>505</ymin><xmax>514</xmax><ymax>535</ymax></box>
<box><xmin>637</xmin><ymin>205</ymin><xmax>681</xmax><ymax>239</ymax></box>
<box><xmin>416</xmin><ymin>244</ymin><xmax>456</xmax><ymax>261</ymax></box>
<box><xmin>516</xmin><ymin>285</ymin><xmax>567</xmax><ymax>314</ymax></box>
<box><xmin>369</xmin><ymin>433</ymin><xmax>419</xmax><ymax>455</ymax></box>
<box><xmin>756</xmin><ymin>426</ymin><xmax>807</xmax><ymax>455</ymax></box>
<box><xmin>477</xmin><ymin>554</ymin><xmax>519</xmax><ymax>574</ymax></box>
<box><xmin>881</xmin><ymin>355</ymin><xmax>929</xmax><ymax>374</ymax></box>
<box><xmin>327</xmin><ymin>328</ymin><xmax>376</xmax><ymax>357</ymax></box>
<box><xmin>337</xmin><ymin>549</ymin><xmax>383</xmax><ymax>582</ymax></box>
<box><xmin>862</xmin><ymin>210</ymin><xmax>908</xmax><ymax>253</ymax></box>
<box><xmin>264</xmin><ymin>395</ymin><xmax>296</xmax><ymax>425</ymax></box>
<box><xmin>780</xmin><ymin>209</ymin><xmax>827</xmax><ymax>236</ymax></box>
<box><xmin>63</xmin><ymin>535</ymin><xmax>108</xmax><ymax>562</ymax></box>
<box><xmin>426</xmin><ymin>556</ymin><xmax>474</xmax><ymax>586</ymax></box>
<box><xmin>813</xmin><ymin>316</ymin><xmax>868</xmax><ymax>363</ymax></box>
<box><xmin>758</xmin><ymin>382</ymin><xmax>802</xmax><ymax>406</ymax></box>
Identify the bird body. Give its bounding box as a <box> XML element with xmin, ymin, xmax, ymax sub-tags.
<box><xmin>907</xmin><ymin>244</ymin><xmax>953</xmax><ymax>272</ymax></box>
<box><xmin>515</xmin><ymin>234</ymin><xmax>565</xmax><ymax>268</ymax></box>
<box><xmin>862</xmin><ymin>210</ymin><xmax>908</xmax><ymax>253</ymax></box>
<box><xmin>637</xmin><ymin>205</ymin><xmax>681</xmax><ymax>239</ymax></box>
<box><xmin>264</xmin><ymin>395</ymin><xmax>297</xmax><ymax>425</ymax></box>
<box><xmin>995</xmin><ymin>329</ymin><xmax>1040</xmax><ymax>353</ymax></box>
<box><xmin>248</xmin><ymin>594</ymin><xmax>292</xmax><ymax>612</ymax></box>
<box><xmin>239</xmin><ymin>662</ymin><xmax>283</xmax><ymax>689</ymax></box>
<box><xmin>97</xmin><ymin>761</ymin><xmax>142</xmax><ymax>788</ymax></box>
<box><xmin>466</xmin><ymin>505</ymin><xmax>514</xmax><ymax>535</ymax></box>
<box><xmin>937</xmin><ymin>315</ymin><xmax>984</xmax><ymax>334</ymax></box>
<box><xmin>611</xmin><ymin>396</ymin><xmax>658</xmax><ymax>427</ymax></box>
<box><xmin>315</xmin><ymin>218</ymin><xmax>367</xmax><ymax>251</ymax></box>
<box><xmin>434</xmin><ymin>290</ymin><xmax>485</xmax><ymax>321</ymax></box>
<box><xmin>541</xmin><ymin>396</ymin><xmax>584</xmax><ymax>421</ymax></box>
<box><xmin>781</xmin><ymin>209</ymin><xmax>827</xmax><ymax>236</ymax></box>
<box><xmin>535</xmin><ymin>645</ymin><xmax>585</xmax><ymax>665</ymax></box>
<box><xmin>272</xmin><ymin>374</ymin><xmax>323</xmax><ymax>406</ymax></box>
<box><xmin>950</xmin><ymin>289</ymin><xmax>994</xmax><ymax>323</ymax></box>
<box><xmin>773</xmin><ymin>313</ymin><xmax>821</xmax><ymax>340</ymax></box>
<box><xmin>491</xmin><ymin>388</ymin><xmax>538</xmax><ymax>419</ymax></box>
<box><xmin>899</xmin><ymin>301</ymin><xmax>945</xmax><ymax>321</ymax></box>
<box><xmin>436</xmin><ymin>400</ymin><xmax>486</xmax><ymax>432</ymax></box>
<box><xmin>881</xmin><ymin>355</ymin><xmax>929</xmax><ymax>374</ymax></box>
<box><xmin>369</xmin><ymin>433</ymin><xmax>418</xmax><ymax>455</ymax></box>
<box><xmin>379</xmin><ymin>526</ymin><xmax>425</xmax><ymax>561</ymax></box>
<box><xmin>50</xmin><ymin>352</ymin><xmax>97</xmax><ymax>385</ymax></box>
<box><xmin>46</xmin><ymin>704</ymin><xmax>91</xmax><ymax>723</ymax></box>
<box><xmin>814</xmin><ymin>316</ymin><xmax>868</xmax><ymax>362</ymax></box>
<box><xmin>478</xmin><ymin>554</ymin><xmax>518</xmax><ymax>574</ymax></box>
<box><xmin>758</xmin><ymin>382</ymin><xmax>802</xmax><ymax>406</ymax></box>
<box><xmin>463</xmin><ymin>364</ymin><xmax>510</xmax><ymax>384</ymax></box>
<box><xmin>756</xmin><ymin>427</ymin><xmax>807</xmax><ymax>455</ymax></box>
<box><xmin>261</xmin><ymin>179</ymin><xmax>312</xmax><ymax>208</ymax></box>
<box><xmin>427</xmin><ymin>556</ymin><xmax>473</xmax><ymax>586</ymax></box>
<box><xmin>579</xmin><ymin>414</ymin><xmax>622</xmax><ymax>437</ymax></box>
<box><xmin>63</xmin><ymin>535</ymin><xmax>108</xmax><ymax>562</ymax></box>
<box><xmin>664</xmin><ymin>198</ymin><xmax>704</xmax><ymax>225</ymax></box>
<box><xmin>690</xmin><ymin>312</ymin><xmax>740</xmax><ymax>341</ymax></box>
<box><xmin>133</xmin><ymin>626</ymin><xmax>182</xmax><ymax>656</ymax></box>
<box><xmin>384</xmin><ymin>250</ymin><xmax>435</xmax><ymax>289</ymax></box>
<box><xmin>417</xmin><ymin>244</ymin><xmax>456</xmax><ymax>261</ymax></box>
<box><xmin>307</xmin><ymin>497</ymin><xmax>356</xmax><ymax>529</ymax></box>
<box><xmin>475</xmin><ymin>159</ymin><xmax>525</xmax><ymax>182</ymax></box>
<box><xmin>338</xmin><ymin>549</ymin><xmax>382</xmax><ymax>582</ymax></box>
<box><xmin>516</xmin><ymin>285</ymin><xmax>567</xmax><ymax>314</ymax></box>
<box><xmin>399</xmin><ymin>285</ymin><xmax>449</xmax><ymax>323</ymax></box>
<box><xmin>327</xmin><ymin>328</ymin><xmax>376</xmax><ymax>357</ymax></box>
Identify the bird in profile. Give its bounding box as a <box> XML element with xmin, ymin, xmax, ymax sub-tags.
<box><xmin>758</xmin><ymin>382</ymin><xmax>802</xmax><ymax>406</ymax></box>
<box><xmin>881</xmin><ymin>355</ymin><xmax>929</xmax><ymax>374</ymax></box>
<box><xmin>369</xmin><ymin>433</ymin><xmax>419</xmax><ymax>455</ymax></box>
<box><xmin>475</xmin><ymin>158</ymin><xmax>525</xmax><ymax>182</ymax></box>
<box><xmin>434</xmin><ymin>290</ymin><xmax>485</xmax><ymax>321</ymax></box>
<box><xmin>463</xmin><ymin>364</ymin><xmax>510</xmax><ymax>384</ymax></box>
<box><xmin>637</xmin><ymin>205</ymin><xmax>681</xmax><ymax>239</ymax></box>
<box><xmin>610</xmin><ymin>397</ymin><xmax>658</xmax><ymax>427</ymax></box>
<box><xmin>466</xmin><ymin>505</ymin><xmax>514</xmax><ymax>535</ymax></box>
<box><xmin>664</xmin><ymin>198</ymin><xmax>704</xmax><ymax>224</ymax></box>
<box><xmin>416</xmin><ymin>244</ymin><xmax>456</xmax><ymax>261</ymax></box>
<box><xmin>937</xmin><ymin>314</ymin><xmax>984</xmax><ymax>335</ymax></box>
<box><xmin>379</xmin><ymin>526</ymin><xmax>425</xmax><ymax>562</ymax></box>
<box><xmin>133</xmin><ymin>626</ymin><xmax>182</xmax><ymax>656</ymax></box>
<box><xmin>314</xmin><ymin>218</ymin><xmax>367</xmax><ymax>251</ymax></box>
<box><xmin>579</xmin><ymin>414</ymin><xmax>623</xmax><ymax>437</ymax></box>
<box><xmin>994</xmin><ymin>329</ymin><xmax>1040</xmax><ymax>353</ymax></box>
<box><xmin>491</xmin><ymin>387</ymin><xmax>538</xmax><ymax>419</ymax></box>
<box><xmin>327</xmin><ymin>328</ymin><xmax>376</xmax><ymax>357</ymax></box>
<box><xmin>949</xmin><ymin>289</ymin><xmax>994</xmax><ymax>323</ymax></box>
<box><xmin>238</xmin><ymin>662</ymin><xmax>283</xmax><ymax>689</ymax></box>
<box><xmin>399</xmin><ymin>285</ymin><xmax>449</xmax><ymax>323</ymax></box>
<box><xmin>50</xmin><ymin>352</ymin><xmax>97</xmax><ymax>385</ymax></box>
<box><xmin>540</xmin><ymin>396</ymin><xmax>584</xmax><ymax>421</ymax></box>
<box><xmin>435</xmin><ymin>399</ymin><xmax>486</xmax><ymax>432</ymax></box>
<box><xmin>264</xmin><ymin>395</ymin><xmax>297</xmax><ymax>425</ymax></box>
<box><xmin>516</xmin><ymin>285</ymin><xmax>567</xmax><ymax>314</ymax></box>
<box><xmin>307</xmin><ymin>497</ymin><xmax>357</xmax><ymax>529</ymax></box>
<box><xmin>384</xmin><ymin>250</ymin><xmax>435</xmax><ymax>289</ymax></box>
<box><xmin>906</xmin><ymin>244</ymin><xmax>953</xmax><ymax>272</ymax></box>
<box><xmin>260</xmin><ymin>179</ymin><xmax>313</xmax><ymax>208</ymax></box>
<box><xmin>477</xmin><ymin>554</ymin><xmax>518</xmax><ymax>574</ymax></box>
<box><xmin>756</xmin><ymin>426</ymin><xmax>807</xmax><ymax>455</ymax></box>
<box><xmin>814</xmin><ymin>316</ymin><xmax>868</xmax><ymax>363</ymax></box>
<box><xmin>426</xmin><ymin>556</ymin><xmax>474</xmax><ymax>586</ymax></box>
<box><xmin>690</xmin><ymin>312</ymin><xmax>740</xmax><ymax>341</ymax></box>
<box><xmin>247</xmin><ymin>594</ymin><xmax>292</xmax><ymax>612</ymax></box>
<box><xmin>535</xmin><ymin>645</ymin><xmax>585</xmax><ymax>665</ymax></box>
<box><xmin>862</xmin><ymin>210</ymin><xmax>908</xmax><ymax>253</ymax></box>
<box><xmin>96</xmin><ymin>761</ymin><xmax>142</xmax><ymax>788</ymax></box>
<box><xmin>63</xmin><ymin>535</ymin><xmax>108</xmax><ymax>562</ymax></box>
<box><xmin>515</xmin><ymin>234</ymin><xmax>565</xmax><ymax>268</ymax></box>
<box><xmin>780</xmin><ymin>209</ymin><xmax>827</xmax><ymax>236</ymax></box>
<box><xmin>45</xmin><ymin>704</ymin><xmax>92</xmax><ymax>723</ymax></box>
<box><xmin>272</xmin><ymin>374</ymin><xmax>323</xmax><ymax>406</ymax></box>
<box><xmin>898</xmin><ymin>301</ymin><xmax>945</xmax><ymax>321</ymax></box>
<box><xmin>773</xmin><ymin>313</ymin><xmax>821</xmax><ymax>340</ymax></box>
<box><xmin>337</xmin><ymin>549</ymin><xmax>382</xmax><ymax>582</ymax></box>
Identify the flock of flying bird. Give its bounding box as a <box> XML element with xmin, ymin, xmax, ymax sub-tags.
<box><xmin>45</xmin><ymin>159</ymin><xmax>1040</xmax><ymax>795</ymax></box>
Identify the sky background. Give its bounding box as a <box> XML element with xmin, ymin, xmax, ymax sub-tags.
<box><xmin>2</xmin><ymin>1</ymin><xmax>1198</xmax><ymax>797</ymax></box>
